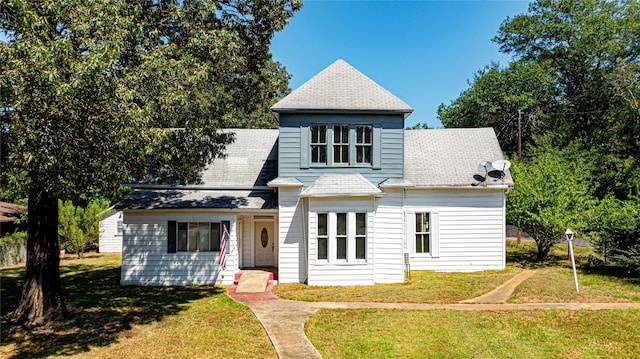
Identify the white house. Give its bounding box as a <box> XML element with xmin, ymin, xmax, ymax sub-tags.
<box><xmin>98</xmin><ymin>208</ymin><xmax>123</xmax><ymax>253</ymax></box>
<box><xmin>115</xmin><ymin>59</ymin><xmax>513</xmax><ymax>286</ymax></box>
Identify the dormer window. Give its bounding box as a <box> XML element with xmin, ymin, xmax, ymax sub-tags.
<box><xmin>356</xmin><ymin>125</ymin><xmax>372</xmax><ymax>164</ymax></box>
<box><xmin>311</xmin><ymin>125</ymin><xmax>327</xmax><ymax>164</ymax></box>
<box><xmin>333</xmin><ymin>125</ymin><xmax>349</xmax><ymax>164</ymax></box>
<box><xmin>302</xmin><ymin>121</ymin><xmax>381</xmax><ymax>169</ymax></box>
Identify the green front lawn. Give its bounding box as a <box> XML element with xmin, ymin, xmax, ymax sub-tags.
<box><xmin>274</xmin><ymin>266</ymin><xmax>523</xmax><ymax>304</ymax></box>
<box><xmin>306</xmin><ymin>308</ymin><xmax>640</xmax><ymax>358</ymax></box>
<box><xmin>1</xmin><ymin>254</ymin><xmax>275</xmax><ymax>359</ymax></box>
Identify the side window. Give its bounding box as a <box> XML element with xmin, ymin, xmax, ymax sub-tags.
<box><xmin>336</xmin><ymin>212</ymin><xmax>347</xmax><ymax>259</ymax></box>
<box><xmin>172</xmin><ymin>222</ymin><xmax>222</xmax><ymax>252</ymax></box>
<box><xmin>116</xmin><ymin>220</ymin><xmax>124</xmax><ymax>235</ymax></box>
<box><xmin>317</xmin><ymin>213</ymin><xmax>328</xmax><ymax>260</ymax></box>
<box><xmin>415</xmin><ymin>212</ymin><xmax>430</xmax><ymax>254</ymax></box>
<box><xmin>355</xmin><ymin>213</ymin><xmax>366</xmax><ymax>259</ymax></box>
<box><xmin>310</xmin><ymin>125</ymin><xmax>327</xmax><ymax>164</ymax></box>
<box><xmin>333</xmin><ymin>125</ymin><xmax>349</xmax><ymax>164</ymax></box>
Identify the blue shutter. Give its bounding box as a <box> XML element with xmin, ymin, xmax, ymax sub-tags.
<box><xmin>300</xmin><ymin>124</ymin><xmax>309</xmax><ymax>169</ymax></box>
<box><xmin>372</xmin><ymin>124</ymin><xmax>382</xmax><ymax>169</ymax></box>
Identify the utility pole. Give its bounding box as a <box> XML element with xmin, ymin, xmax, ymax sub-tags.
<box><xmin>517</xmin><ymin>110</ymin><xmax>522</xmax><ymax>246</ymax></box>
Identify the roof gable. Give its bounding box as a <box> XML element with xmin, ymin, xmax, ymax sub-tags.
<box><xmin>271</xmin><ymin>59</ymin><xmax>413</xmax><ymax>118</ymax></box>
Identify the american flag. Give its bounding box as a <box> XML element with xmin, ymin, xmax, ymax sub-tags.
<box><xmin>220</xmin><ymin>223</ymin><xmax>229</xmax><ymax>270</ymax></box>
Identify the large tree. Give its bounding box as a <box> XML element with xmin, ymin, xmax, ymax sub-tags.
<box><xmin>438</xmin><ymin>60</ymin><xmax>558</xmax><ymax>157</ymax></box>
<box><xmin>0</xmin><ymin>0</ymin><xmax>300</xmax><ymax>326</ymax></box>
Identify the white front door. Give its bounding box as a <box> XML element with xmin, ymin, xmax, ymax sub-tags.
<box><xmin>254</xmin><ymin>221</ymin><xmax>275</xmax><ymax>266</ymax></box>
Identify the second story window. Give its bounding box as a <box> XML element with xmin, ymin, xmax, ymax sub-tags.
<box><xmin>305</xmin><ymin>122</ymin><xmax>377</xmax><ymax>168</ymax></box>
<box><xmin>356</xmin><ymin>125</ymin><xmax>372</xmax><ymax>164</ymax></box>
<box><xmin>311</xmin><ymin>125</ymin><xmax>327</xmax><ymax>164</ymax></box>
<box><xmin>333</xmin><ymin>125</ymin><xmax>349</xmax><ymax>164</ymax></box>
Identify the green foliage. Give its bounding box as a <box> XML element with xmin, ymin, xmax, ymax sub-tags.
<box><xmin>58</xmin><ymin>199</ymin><xmax>110</xmax><ymax>258</ymax></box>
<box><xmin>438</xmin><ymin>60</ymin><xmax>558</xmax><ymax>157</ymax></box>
<box><xmin>1</xmin><ymin>0</ymin><xmax>301</xmax><ymax>202</ymax></box>
<box><xmin>0</xmin><ymin>230</ymin><xmax>26</xmax><ymax>266</ymax></box>
<box><xmin>507</xmin><ymin>144</ymin><xmax>596</xmax><ymax>261</ymax></box>
<box><xmin>588</xmin><ymin>195</ymin><xmax>640</xmax><ymax>273</ymax></box>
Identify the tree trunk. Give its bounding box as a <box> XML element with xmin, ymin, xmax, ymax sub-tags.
<box><xmin>12</xmin><ymin>185</ymin><xmax>67</xmax><ymax>326</ymax></box>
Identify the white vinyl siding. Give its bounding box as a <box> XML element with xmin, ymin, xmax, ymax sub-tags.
<box><xmin>373</xmin><ymin>191</ymin><xmax>405</xmax><ymax>283</ymax></box>
<box><xmin>99</xmin><ymin>211</ymin><xmax>123</xmax><ymax>253</ymax></box>
<box><xmin>120</xmin><ymin>212</ymin><xmax>236</xmax><ymax>286</ymax></box>
<box><xmin>307</xmin><ymin>197</ymin><xmax>375</xmax><ymax>286</ymax></box>
<box><xmin>404</xmin><ymin>189</ymin><xmax>506</xmax><ymax>272</ymax></box>
<box><xmin>277</xmin><ymin>187</ymin><xmax>307</xmax><ymax>283</ymax></box>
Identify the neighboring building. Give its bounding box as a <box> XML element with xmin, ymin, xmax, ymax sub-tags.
<box><xmin>99</xmin><ymin>208</ymin><xmax>124</xmax><ymax>253</ymax></box>
<box><xmin>115</xmin><ymin>59</ymin><xmax>513</xmax><ymax>286</ymax></box>
<box><xmin>0</xmin><ymin>202</ymin><xmax>26</xmax><ymax>237</ymax></box>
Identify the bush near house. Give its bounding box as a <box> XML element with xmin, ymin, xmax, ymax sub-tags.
<box><xmin>58</xmin><ymin>199</ymin><xmax>110</xmax><ymax>258</ymax></box>
<box><xmin>0</xmin><ymin>231</ymin><xmax>27</xmax><ymax>266</ymax></box>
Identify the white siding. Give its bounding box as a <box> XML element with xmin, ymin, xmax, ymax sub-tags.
<box><xmin>373</xmin><ymin>190</ymin><xmax>405</xmax><ymax>283</ymax></box>
<box><xmin>277</xmin><ymin>187</ymin><xmax>306</xmax><ymax>283</ymax></box>
<box><xmin>99</xmin><ymin>211</ymin><xmax>123</xmax><ymax>253</ymax></box>
<box><xmin>307</xmin><ymin>197</ymin><xmax>376</xmax><ymax>286</ymax></box>
<box><xmin>120</xmin><ymin>211</ymin><xmax>238</xmax><ymax>286</ymax></box>
<box><xmin>403</xmin><ymin>189</ymin><xmax>506</xmax><ymax>272</ymax></box>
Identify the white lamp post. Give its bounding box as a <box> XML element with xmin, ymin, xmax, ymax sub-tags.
<box><xmin>565</xmin><ymin>228</ymin><xmax>579</xmax><ymax>292</ymax></box>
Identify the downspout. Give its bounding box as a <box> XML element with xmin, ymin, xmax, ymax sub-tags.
<box><xmin>301</xmin><ymin>196</ymin><xmax>309</xmax><ymax>284</ymax></box>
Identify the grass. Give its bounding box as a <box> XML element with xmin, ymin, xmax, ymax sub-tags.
<box><xmin>306</xmin><ymin>308</ymin><xmax>640</xmax><ymax>358</ymax></box>
<box><xmin>2</xmin><ymin>241</ymin><xmax>639</xmax><ymax>358</ymax></box>
<box><xmin>274</xmin><ymin>266</ymin><xmax>523</xmax><ymax>304</ymax></box>
<box><xmin>1</xmin><ymin>254</ymin><xmax>275</xmax><ymax>359</ymax></box>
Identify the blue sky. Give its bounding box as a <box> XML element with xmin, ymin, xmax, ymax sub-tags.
<box><xmin>270</xmin><ymin>0</ymin><xmax>530</xmax><ymax>128</ymax></box>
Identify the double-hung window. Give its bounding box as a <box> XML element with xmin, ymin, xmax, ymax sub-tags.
<box><xmin>415</xmin><ymin>213</ymin><xmax>430</xmax><ymax>254</ymax></box>
<box><xmin>317</xmin><ymin>213</ymin><xmax>328</xmax><ymax>260</ymax></box>
<box><xmin>356</xmin><ymin>125</ymin><xmax>372</xmax><ymax>164</ymax></box>
<box><xmin>408</xmin><ymin>212</ymin><xmax>439</xmax><ymax>257</ymax></box>
<box><xmin>315</xmin><ymin>212</ymin><xmax>367</xmax><ymax>262</ymax></box>
<box><xmin>311</xmin><ymin>125</ymin><xmax>327</xmax><ymax>164</ymax></box>
<box><xmin>355</xmin><ymin>213</ymin><xmax>366</xmax><ymax>259</ymax></box>
<box><xmin>333</xmin><ymin>125</ymin><xmax>349</xmax><ymax>164</ymax></box>
<box><xmin>336</xmin><ymin>213</ymin><xmax>347</xmax><ymax>259</ymax></box>
<box><xmin>307</xmin><ymin>123</ymin><xmax>376</xmax><ymax>167</ymax></box>
<box><xmin>176</xmin><ymin>222</ymin><xmax>221</xmax><ymax>252</ymax></box>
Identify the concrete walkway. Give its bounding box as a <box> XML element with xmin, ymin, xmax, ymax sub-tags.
<box><xmin>228</xmin><ymin>271</ymin><xmax>640</xmax><ymax>359</ymax></box>
<box><xmin>460</xmin><ymin>269</ymin><xmax>537</xmax><ymax>303</ymax></box>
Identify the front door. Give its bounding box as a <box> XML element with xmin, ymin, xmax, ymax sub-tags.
<box><xmin>254</xmin><ymin>221</ymin><xmax>275</xmax><ymax>266</ymax></box>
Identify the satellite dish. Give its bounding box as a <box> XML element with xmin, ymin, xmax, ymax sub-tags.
<box><xmin>492</xmin><ymin>160</ymin><xmax>511</xmax><ymax>172</ymax></box>
<box><xmin>477</xmin><ymin>161</ymin><xmax>492</xmax><ymax>173</ymax></box>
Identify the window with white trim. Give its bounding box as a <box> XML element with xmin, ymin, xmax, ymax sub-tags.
<box><xmin>176</xmin><ymin>222</ymin><xmax>221</xmax><ymax>252</ymax></box>
<box><xmin>307</xmin><ymin>123</ymin><xmax>377</xmax><ymax>167</ymax></box>
<box><xmin>317</xmin><ymin>213</ymin><xmax>328</xmax><ymax>260</ymax></box>
<box><xmin>336</xmin><ymin>213</ymin><xmax>347</xmax><ymax>259</ymax></box>
<box><xmin>355</xmin><ymin>212</ymin><xmax>366</xmax><ymax>259</ymax></box>
<box><xmin>310</xmin><ymin>125</ymin><xmax>327</xmax><ymax>164</ymax></box>
<box><xmin>407</xmin><ymin>211</ymin><xmax>439</xmax><ymax>258</ymax></box>
<box><xmin>356</xmin><ymin>125</ymin><xmax>372</xmax><ymax>164</ymax></box>
<box><xmin>333</xmin><ymin>125</ymin><xmax>349</xmax><ymax>164</ymax></box>
<box><xmin>314</xmin><ymin>212</ymin><xmax>367</xmax><ymax>262</ymax></box>
<box><xmin>415</xmin><ymin>212</ymin><xmax>430</xmax><ymax>254</ymax></box>
<box><xmin>116</xmin><ymin>220</ymin><xmax>124</xmax><ymax>236</ymax></box>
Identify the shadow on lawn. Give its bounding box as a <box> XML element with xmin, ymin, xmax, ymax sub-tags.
<box><xmin>1</xmin><ymin>261</ymin><xmax>222</xmax><ymax>359</ymax></box>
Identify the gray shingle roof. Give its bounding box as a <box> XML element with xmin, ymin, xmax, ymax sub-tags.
<box><xmin>404</xmin><ymin>128</ymin><xmax>514</xmax><ymax>188</ymax></box>
<box><xmin>300</xmin><ymin>173</ymin><xmax>382</xmax><ymax>197</ymax></box>
<box><xmin>271</xmin><ymin>59</ymin><xmax>413</xmax><ymax>117</ymax></box>
<box><xmin>199</xmin><ymin>129</ymin><xmax>278</xmax><ymax>187</ymax></box>
<box><xmin>114</xmin><ymin>189</ymin><xmax>277</xmax><ymax>210</ymax></box>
